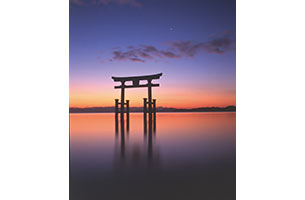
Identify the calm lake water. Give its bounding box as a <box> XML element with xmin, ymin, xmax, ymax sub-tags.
<box><xmin>70</xmin><ymin>112</ymin><xmax>236</xmax><ymax>200</ymax></box>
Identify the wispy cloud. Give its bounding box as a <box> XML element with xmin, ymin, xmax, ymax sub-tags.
<box><xmin>70</xmin><ymin>0</ymin><xmax>142</xmax><ymax>7</ymax></box>
<box><xmin>171</xmin><ymin>36</ymin><xmax>233</xmax><ymax>57</ymax></box>
<box><xmin>108</xmin><ymin>32</ymin><xmax>235</xmax><ymax>63</ymax></box>
<box><xmin>109</xmin><ymin>45</ymin><xmax>180</xmax><ymax>63</ymax></box>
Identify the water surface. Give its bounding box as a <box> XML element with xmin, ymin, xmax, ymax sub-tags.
<box><xmin>70</xmin><ymin>112</ymin><xmax>236</xmax><ymax>200</ymax></box>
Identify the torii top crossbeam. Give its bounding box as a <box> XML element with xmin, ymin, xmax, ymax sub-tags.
<box><xmin>112</xmin><ymin>73</ymin><xmax>162</xmax><ymax>89</ymax></box>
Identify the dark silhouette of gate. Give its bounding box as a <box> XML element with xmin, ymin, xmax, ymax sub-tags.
<box><xmin>112</xmin><ymin>73</ymin><xmax>162</xmax><ymax>133</ymax></box>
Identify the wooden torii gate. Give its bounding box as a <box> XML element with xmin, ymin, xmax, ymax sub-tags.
<box><xmin>112</xmin><ymin>73</ymin><xmax>162</xmax><ymax>133</ymax></box>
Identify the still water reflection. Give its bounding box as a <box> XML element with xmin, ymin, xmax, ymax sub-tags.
<box><xmin>70</xmin><ymin>112</ymin><xmax>236</xmax><ymax>200</ymax></box>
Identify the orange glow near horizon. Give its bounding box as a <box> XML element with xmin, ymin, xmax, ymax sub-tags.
<box><xmin>69</xmin><ymin>83</ymin><xmax>235</xmax><ymax>108</ymax></box>
<box><xmin>70</xmin><ymin>112</ymin><xmax>236</xmax><ymax>144</ymax></box>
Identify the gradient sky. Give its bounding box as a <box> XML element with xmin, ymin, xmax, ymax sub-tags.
<box><xmin>70</xmin><ymin>0</ymin><xmax>236</xmax><ymax>108</ymax></box>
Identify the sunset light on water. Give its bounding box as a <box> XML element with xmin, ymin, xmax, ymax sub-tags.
<box><xmin>70</xmin><ymin>112</ymin><xmax>236</xmax><ymax>199</ymax></box>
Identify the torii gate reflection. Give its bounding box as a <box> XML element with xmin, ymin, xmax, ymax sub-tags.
<box><xmin>112</xmin><ymin>73</ymin><xmax>162</xmax><ymax>135</ymax></box>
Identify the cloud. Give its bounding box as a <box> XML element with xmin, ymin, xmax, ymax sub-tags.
<box><xmin>70</xmin><ymin>0</ymin><xmax>85</xmax><ymax>6</ymax></box>
<box><xmin>171</xmin><ymin>35</ymin><xmax>234</xmax><ymax>56</ymax></box>
<box><xmin>109</xmin><ymin>46</ymin><xmax>180</xmax><ymax>63</ymax></box>
<box><xmin>160</xmin><ymin>51</ymin><xmax>180</xmax><ymax>58</ymax></box>
<box><xmin>130</xmin><ymin>58</ymin><xmax>145</xmax><ymax>62</ymax></box>
<box><xmin>170</xmin><ymin>41</ymin><xmax>202</xmax><ymax>57</ymax></box>
<box><xmin>108</xmin><ymin>32</ymin><xmax>235</xmax><ymax>63</ymax></box>
<box><xmin>70</xmin><ymin>0</ymin><xmax>142</xmax><ymax>7</ymax></box>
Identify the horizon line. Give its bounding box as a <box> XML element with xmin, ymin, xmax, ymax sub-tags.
<box><xmin>69</xmin><ymin>105</ymin><xmax>236</xmax><ymax>109</ymax></box>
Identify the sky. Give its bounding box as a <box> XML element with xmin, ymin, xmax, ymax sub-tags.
<box><xmin>70</xmin><ymin>0</ymin><xmax>236</xmax><ymax>108</ymax></box>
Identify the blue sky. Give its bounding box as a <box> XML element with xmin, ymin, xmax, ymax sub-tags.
<box><xmin>69</xmin><ymin>0</ymin><xmax>236</xmax><ymax>108</ymax></box>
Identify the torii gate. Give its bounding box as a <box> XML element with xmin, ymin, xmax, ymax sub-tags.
<box><xmin>112</xmin><ymin>73</ymin><xmax>162</xmax><ymax>133</ymax></box>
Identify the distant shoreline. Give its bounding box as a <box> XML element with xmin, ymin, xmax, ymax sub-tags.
<box><xmin>69</xmin><ymin>111</ymin><xmax>236</xmax><ymax>114</ymax></box>
<box><xmin>69</xmin><ymin>106</ymin><xmax>236</xmax><ymax>113</ymax></box>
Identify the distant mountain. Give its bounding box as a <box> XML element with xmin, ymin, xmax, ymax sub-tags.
<box><xmin>69</xmin><ymin>105</ymin><xmax>236</xmax><ymax>113</ymax></box>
